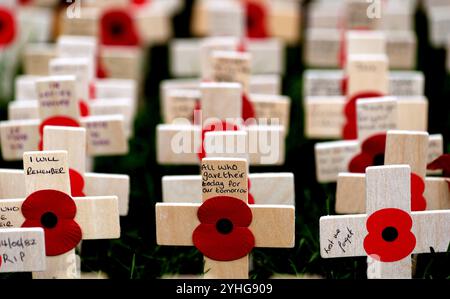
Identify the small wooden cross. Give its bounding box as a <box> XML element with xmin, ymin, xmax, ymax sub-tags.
<box><xmin>0</xmin><ymin>75</ymin><xmax>128</xmax><ymax>161</ymax></box>
<box><xmin>0</xmin><ymin>150</ymin><xmax>120</xmax><ymax>278</ymax></box>
<box><xmin>0</xmin><ymin>126</ymin><xmax>130</xmax><ymax>216</ymax></box>
<box><xmin>0</xmin><ymin>228</ymin><xmax>46</xmax><ymax>274</ymax></box>
<box><xmin>156</xmin><ymin>157</ymin><xmax>295</xmax><ymax>278</ymax></box>
<box><xmin>170</xmin><ymin>37</ymin><xmax>284</xmax><ymax>77</ymax></box>
<box><xmin>163</xmin><ymin>131</ymin><xmax>294</xmax><ymax>205</ymax></box>
<box><xmin>335</xmin><ymin>130</ymin><xmax>450</xmax><ymax>214</ymax></box>
<box><xmin>320</xmin><ymin>165</ymin><xmax>450</xmax><ymax>278</ymax></box>
<box><xmin>314</xmin><ymin>97</ymin><xmax>441</xmax><ymax>183</ymax></box>
<box><xmin>157</xmin><ymin>82</ymin><xmax>286</xmax><ymax>165</ymax></box>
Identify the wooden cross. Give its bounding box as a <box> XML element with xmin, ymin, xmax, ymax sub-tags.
<box><xmin>320</xmin><ymin>165</ymin><xmax>450</xmax><ymax>278</ymax></box>
<box><xmin>305</xmin><ymin>0</ymin><xmax>416</xmax><ymax>69</ymax></box>
<box><xmin>335</xmin><ymin>130</ymin><xmax>450</xmax><ymax>214</ymax></box>
<box><xmin>157</xmin><ymin>82</ymin><xmax>286</xmax><ymax>165</ymax></box>
<box><xmin>162</xmin><ymin>39</ymin><xmax>291</xmax><ymax>130</ymax></box>
<box><xmin>0</xmin><ymin>75</ymin><xmax>128</xmax><ymax>161</ymax></box>
<box><xmin>163</xmin><ymin>130</ymin><xmax>294</xmax><ymax>205</ymax></box>
<box><xmin>0</xmin><ymin>126</ymin><xmax>130</xmax><ymax>216</ymax></box>
<box><xmin>428</xmin><ymin>4</ymin><xmax>450</xmax><ymax>47</ymax></box>
<box><xmin>156</xmin><ymin>157</ymin><xmax>295</xmax><ymax>278</ymax></box>
<box><xmin>0</xmin><ymin>150</ymin><xmax>120</xmax><ymax>278</ymax></box>
<box><xmin>314</xmin><ymin>94</ymin><xmax>440</xmax><ymax>184</ymax></box>
<box><xmin>0</xmin><ymin>228</ymin><xmax>46</xmax><ymax>274</ymax></box>
<box><xmin>170</xmin><ymin>37</ymin><xmax>284</xmax><ymax>77</ymax></box>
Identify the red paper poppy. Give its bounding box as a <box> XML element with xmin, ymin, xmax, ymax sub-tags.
<box><xmin>244</xmin><ymin>0</ymin><xmax>269</xmax><ymax>38</ymax></box>
<box><xmin>247</xmin><ymin>179</ymin><xmax>254</xmax><ymax>204</ymax></box>
<box><xmin>343</xmin><ymin>91</ymin><xmax>384</xmax><ymax>140</ymax></box>
<box><xmin>96</xmin><ymin>56</ymin><xmax>108</xmax><ymax>79</ymax></box>
<box><xmin>100</xmin><ymin>9</ymin><xmax>140</xmax><ymax>46</ymax></box>
<box><xmin>348</xmin><ymin>133</ymin><xmax>387</xmax><ymax>173</ymax></box>
<box><xmin>79</xmin><ymin>100</ymin><xmax>90</xmax><ymax>117</ymax></box>
<box><xmin>38</xmin><ymin>116</ymin><xmax>80</xmax><ymax>151</ymax></box>
<box><xmin>198</xmin><ymin>121</ymin><xmax>240</xmax><ymax>160</ymax></box>
<box><xmin>69</xmin><ymin>169</ymin><xmax>85</xmax><ymax>197</ymax></box>
<box><xmin>193</xmin><ymin>196</ymin><xmax>255</xmax><ymax>261</ymax></box>
<box><xmin>21</xmin><ymin>190</ymin><xmax>82</xmax><ymax>256</ymax></box>
<box><xmin>0</xmin><ymin>6</ymin><xmax>16</xmax><ymax>47</ymax></box>
<box><xmin>131</xmin><ymin>0</ymin><xmax>150</xmax><ymax>6</ymax></box>
<box><xmin>364</xmin><ymin>208</ymin><xmax>416</xmax><ymax>262</ymax></box>
<box><xmin>427</xmin><ymin>154</ymin><xmax>450</xmax><ymax>191</ymax></box>
<box><xmin>411</xmin><ymin>173</ymin><xmax>426</xmax><ymax>211</ymax></box>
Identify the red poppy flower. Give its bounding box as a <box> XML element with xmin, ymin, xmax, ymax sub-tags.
<box><xmin>242</xmin><ymin>93</ymin><xmax>256</xmax><ymax>121</ymax></box>
<box><xmin>96</xmin><ymin>55</ymin><xmax>108</xmax><ymax>79</ymax></box>
<box><xmin>244</xmin><ymin>0</ymin><xmax>269</xmax><ymax>38</ymax></box>
<box><xmin>193</xmin><ymin>196</ymin><xmax>255</xmax><ymax>261</ymax></box>
<box><xmin>427</xmin><ymin>154</ymin><xmax>450</xmax><ymax>191</ymax></box>
<box><xmin>100</xmin><ymin>9</ymin><xmax>140</xmax><ymax>46</ymax></box>
<box><xmin>21</xmin><ymin>190</ymin><xmax>82</xmax><ymax>256</ymax></box>
<box><xmin>69</xmin><ymin>169</ymin><xmax>85</xmax><ymax>197</ymax></box>
<box><xmin>348</xmin><ymin>133</ymin><xmax>387</xmax><ymax>173</ymax></box>
<box><xmin>247</xmin><ymin>179</ymin><xmax>254</xmax><ymax>204</ymax></box>
<box><xmin>364</xmin><ymin>208</ymin><xmax>416</xmax><ymax>262</ymax></box>
<box><xmin>0</xmin><ymin>6</ymin><xmax>16</xmax><ymax>47</ymax></box>
<box><xmin>79</xmin><ymin>100</ymin><xmax>90</xmax><ymax>117</ymax></box>
<box><xmin>131</xmin><ymin>0</ymin><xmax>150</xmax><ymax>6</ymax></box>
<box><xmin>38</xmin><ymin>116</ymin><xmax>80</xmax><ymax>151</ymax></box>
<box><xmin>198</xmin><ymin>121</ymin><xmax>240</xmax><ymax>160</ymax></box>
<box><xmin>343</xmin><ymin>91</ymin><xmax>384</xmax><ymax>140</ymax></box>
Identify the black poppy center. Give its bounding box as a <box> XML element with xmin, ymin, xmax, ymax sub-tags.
<box><xmin>216</xmin><ymin>218</ymin><xmax>234</xmax><ymax>235</ymax></box>
<box><xmin>110</xmin><ymin>22</ymin><xmax>124</xmax><ymax>37</ymax></box>
<box><xmin>0</xmin><ymin>20</ymin><xmax>4</xmax><ymax>32</ymax></box>
<box><xmin>41</xmin><ymin>212</ymin><xmax>58</xmax><ymax>229</ymax></box>
<box><xmin>381</xmin><ymin>226</ymin><xmax>398</xmax><ymax>242</ymax></box>
<box><xmin>373</xmin><ymin>153</ymin><xmax>385</xmax><ymax>166</ymax></box>
<box><xmin>247</xmin><ymin>16</ymin><xmax>256</xmax><ymax>30</ymax></box>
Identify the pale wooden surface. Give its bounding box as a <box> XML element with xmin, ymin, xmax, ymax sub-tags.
<box><xmin>304</xmin><ymin>97</ymin><xmax>345</xmax><ymax>139</ymax></box>
<box><xmin>347</xmin><ymin>54</ymin><xmax>389</xmax><ymax>98</ymax></box>
<box><xmin>0</xmin><ymin>169</ymin><xmax>26</xmax><ymax>199</ymax></box>
<box><xmin>346</xmin><ymin>31</ymin><xmax>386</xmax><ymax>57</ymax></box>
<box><xmin>156</xmin><ymin>124</ymin><xmax>285</xmax><ymax>165</ymax></box>
<box><xmin>203</xmin><ymin>131</ymin><xmax>248</xmax><ymax>160</ymax></box>
<box><xmin>49</xmin><ymin>58</ymin><xmax>92</xmax><ymax>101</ymax></box>
<box><xmin>32</xmin><ymin>250</ymin><xmax>79</xmax><ymax>279</ymax></box>
<box><xmin>384</xmin><ymin>131</ymin><xmax>429</xmax><ymax>178</ymax></box>
<box><xmin>84</xmin><ymin>173</ymin><xmax>130</xmax><ymax>216</ymax></box>
<box><xmin>100</xmin><ymin>46</ymin><xmax>143</xmax><ymax>81</ymax></box>
<box><xmin>24</xmin><ymin>44</ymin><xmax>57</xmax><ymax>76</ymax></box>
<box><xmin>43</xmin><ymin>126</ymin><xmax>86</xmax><ymax>175</ymax></box>
<box><xmin>164</xmin><ymin>89</ymin><xmax>200</xmax><ymax>124</ymax></box>
<box><xmin>8</xmin><ymin>100</ymin><xmax>39</xmax><ymax>120</ymax></box>
<box><xmin>199</xmin><ymin>37</ymin><xmax>238</xmax><ymax>80</ymax></box>
<box><xmin>315</xmin><ymin>140</ymin><xmax>360</xmax><ymax>183</ymax></box>
<box><xmin>250</xmin><ymin>94</ymin><xmax>291</xmax><ymax>129</ymax></box>
<box><xmin>80</xmin><ymin>115</ymin><xmax>129</xmax><ymax>156</ymax></box>
<box><xmin>356</xmin><ymin>98</ymin><xmax>397</xmax><ymax>142</ymax></box>
<box><xmin>89</xmin><ymin>99</ymin><xmax>134</xmax><ymax>137</ymax></box>
<box><xmin>0</xmin><ymin>228</ymin><xmax>46</xmax><ymax>273</ymax></box>
<box><xmin>304</xmin><ymin>70</ymin><xmax>424</xmax><ymax>97</ymax></box>
<box><xmin>335</xmin><ymin>173</ymin><xmax>366</xmax><ymax>214</ymax></box>
<box><xmin>36</xmin><ymin>76</ymin><xmax>80</xmax><ymax>121</ymax></box>
<box><xmin>396</xmin><ymin>99</ymin><xmax>428</xmax><ymax>132</ymax></box>
<box><xmin>201</xmin><ymin>82</ymin><xmax>242</xmax><ymax>125</ymax></box>
<box><xmin>23</xmin><ymin>151</ymin><xmax>71</xmax><ymax>195</ymax></box>
<box><xmin>162</xmin><ymin>173</ymin><xmax>295</xmax><ymax>205</ymax></box>
<box><xmin>211</xmin><ymin>51</ymin><xmax>251</xmax><ymax>93</ymax></box>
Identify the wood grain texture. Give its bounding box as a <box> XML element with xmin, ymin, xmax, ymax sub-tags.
<box><xmin>0</xmin><ymin>228</ymin><xmax>46</xmax><ymax>273</ymax></box>
<box><xmin>356</xmin><ymin>98</ymin><xmax>397</xmax><ymax>142</ymax></box>
<box><xmin>335</xmin><ymin>173</ymin><xmax>366</xmax><ymax>214</ymax></box>
<box><xmin>0</xmin><ymin>120</ymin><xmax>40</xmax><ymax>161</ymax></box>
<box><xmin>162</xmin><ymin>173</ymin><xmax>295</xmax><ymax>205</ymax></box>
<box><xmin>32</xmin><ymin>250</ymin><xmax>79</xmax><ymax>279</ymax></box>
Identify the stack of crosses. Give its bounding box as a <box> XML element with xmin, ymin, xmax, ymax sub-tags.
<box><xmin>156</xmin><ymin>157</ymin><xmax>295</xmax><ymax>278</ymax></box>
<box><xmin>157</xmin><ymin>81</ymin><xmax>286</xmax><ymax>165</ymax></box>
<box><xmin>305</xmin><ymin>30</ymin><xmax>428</xmax><ymax>139</ymax></box>
<box><xmin>0</xmin><ymin>126</ymin><xmax>130</xmax><ymax>216</ymax></box>
<box><xmin>21</xmin><ymin>35</ymin><xmax>138</xmax><ymax>137</ymax></box>
<box><xmin>0</xmin><ymin>75</ymin><xmax>128</xmax><ymax>161</ymax></box>
<box><xmin>162</xmin><ymin>37</ymin><xmax>291</xmax><ymax>131</ymax></box>
<box><xmin>426</xmin><ymin>1</ymin><xmax>450</xmax><ymax>48</ymax></box>
<box><xmin>59</xmin><ymin>0</ymin><xmax>181</xmax><ymax>46</ymax></box>
<box><xmin>335</xmin><ymin>130</ymin><xmax>450</xmax><ymax>214</ymax></box>
<box><xmin>163</xmin><ymin>130</ymin><xmax>294</xmax><ymax>206</ymax></box>
<box><xmin>314</xmin><ymin>96</ymin><xmax>442</xmax><ymax>184</ymax></box>
<box><xmin>191</xmin><ymin>0</ymin><xmax>301</xmax><ymax>45</ymax></box>
<box><xmin>305</xmin><ymin>0</ymin><xmax>417</xmax><ymax>69</ymax></box>
<box><xmin>320</xmin><ymin>164</ymin><xmax>450</xmax><ymax>278</ymax></box>
<box><xmin>0</xmin><ymin>150</ymin><xmax>120</xmax><ymax>278</ymax></box>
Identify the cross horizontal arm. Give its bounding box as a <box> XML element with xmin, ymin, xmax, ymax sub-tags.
<box><xmin>162</xmin><ymin>173</ymin><xmax>295</xmax><ymax>205</ymax></box>
<box><xmin>156</xmin><ymin>203</ymin><xmax>295</xmax><ymax>248</ymax></box>
<box><xmin>320</xmin><ymin>214</ymin><xmax>367</xmax><ymax>258</ymax></box>
<box><xmin>412</xmin><ymin>210</ymin><xmax>450</xmax><ymax>254</ymax></box>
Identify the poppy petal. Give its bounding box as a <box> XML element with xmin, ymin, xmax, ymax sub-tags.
<box><xmin>244</xmin><ymin>1</ymin><xmax>269</xmax><ymax>38</ymax></box>
<box><xmin>197</xmin><ymin>197</ymin><xmax>252</xmax><ymax>227</ymax></box>
<box><xmin>411</xmin><ymin>173</ymin><xmax>426</xmax><ymax>211</ymax></box>
<box><xmin>0</xmin><ymin>7</ymin><xmax>16</xmax><ymax>47</ymax></box>
<box><xmin>242</xmin><ymin>93</ymin><xmax>255</xmax><ymax>121</ymax></box>
<box><xmin>100</xmin><ymin>9</ymin><xmax>140</xmax><ymax>46</ymax></box>
<box><xmin>69</xmin><ymin>169</ymin><xmax>86</xmax><ymax>197</ymax></box>
<box><xmin>22</xmin><ymin>190</ymin><xmax>77</xmax><ymax>221</ymax></box>
<box><xmin>427</xmin><ymin>154</ymin><xmax>450</xmax><ymax>177</ymax></box>
<box><xmin>193</xmin><ymin>224</ymin><xmax>255</xmax><ymax>261</ymax></box>
<box><xmin>40</xmin><ymin>219</ymin><xmax>82</xmax><ymax>256</ymax></box>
